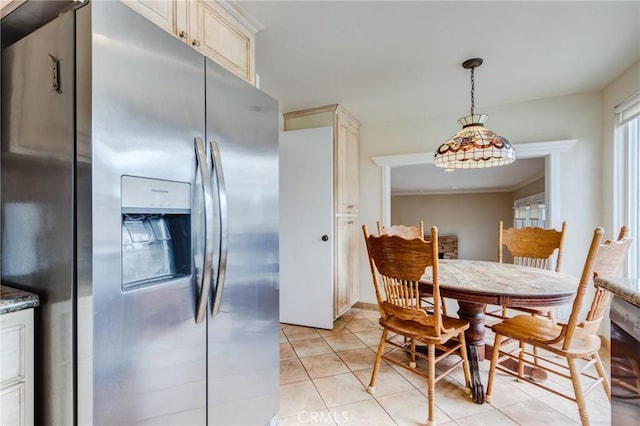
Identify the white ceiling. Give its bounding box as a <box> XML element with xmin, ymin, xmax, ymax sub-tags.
<box><xmin>238</xmin><ymin>1</ymin><xmax>639</xmax><ymax>193</ymax></box>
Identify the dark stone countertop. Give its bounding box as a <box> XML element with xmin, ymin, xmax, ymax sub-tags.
<box><xmin>594</xmin><ymin>276</ymin><xmax>640</xmax><ymax>307</ymax></box>
<box><xmin>1</xmin><ymin>285</ymin><xmax>40</xmax><ymax>314</ymax></box>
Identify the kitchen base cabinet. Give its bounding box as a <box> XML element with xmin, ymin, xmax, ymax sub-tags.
<box><xmin>0</xmin><ymin>308</ymin><xmax>34</xmax><ymax>426</ymax></box>
<box><xmin>335</xmin><ymin>216</ymin><xmax>360</xmax><ymax>318</ymax></box>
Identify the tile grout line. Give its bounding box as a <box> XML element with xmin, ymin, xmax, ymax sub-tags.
<box><xmin>282</xmin><ymin>308</ymin><xmax>608</xmax><ymax>425</ymax></box>
<box><xmin>319</xmin><ymin>310</ymin><xmax>403</xmax><ymax>426</ymax></box>
<box><xmin>281</xmin><ymin>310</ymin><xmax>409</xmax><ymax>424</ymax></box>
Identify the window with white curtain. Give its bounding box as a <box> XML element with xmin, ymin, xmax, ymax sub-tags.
<box><xmin>614</xmin><ymin>92</ymin><xmax>639</xmax><ymax>277</ymax></box>
<box><xmin>513</xmin><ymin>192</ymin><xmax>546</xmax><ymax>229</ymax></box>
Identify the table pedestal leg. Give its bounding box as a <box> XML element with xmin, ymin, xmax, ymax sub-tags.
<box><xmin>457</xmin><ymin>301</ymin><xmax>486</xmax><ymax>404</ymax></box>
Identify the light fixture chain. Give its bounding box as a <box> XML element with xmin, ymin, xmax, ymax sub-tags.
<box><xmin>470</xmin><ymin>67</ymin><xmax>475</xmax><ymax>116</ymax></box>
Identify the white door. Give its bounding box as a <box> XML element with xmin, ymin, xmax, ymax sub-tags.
<box><xmin>279</xmin><ymin>127</ymin><xmax>334</xmax><ymax>329</ymax></box>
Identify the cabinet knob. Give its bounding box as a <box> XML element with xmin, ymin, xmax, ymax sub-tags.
<box><xmin>179</xmin><ymin>30</ymin><xmax>188</xmax><ymax>39</ymax></box>
<box><xmin>192</xmin><ymin>39</ymin><xmax>201</xmax><ymax>47</ymax></box>
<box><xmin>321</xmin><ymin>235</ymin><xmax>329</xmax><ymax>242</ymax></box>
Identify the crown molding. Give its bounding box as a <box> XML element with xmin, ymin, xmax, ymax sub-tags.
<box><xmin>217</xmin><ymin>0</ymin><xmax>264</xmax><ymax>34</ymax></box>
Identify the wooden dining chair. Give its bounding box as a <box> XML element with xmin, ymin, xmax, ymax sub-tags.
<box><xmin>485</xmin><ymin>220</ymin><xmax>568</xmax><ymax>322</ymax></box>
<box><xmin>363</xmin><ymin>225</ymin><xmax>471</xmax><ymax>426</ymax></box>
<box><xmin>586</xmin><ymin>226</ymin><xmax>632</xmax><ymax>333</ymax></box>
<box><xmin>486</xmin><ymin>227</ymin><xmax>632</xmax><ymax>426</ymax></box>
<box><xmin>376</xmin><ymin>220</ymin><xmax>448</xmax><ymax>316</ymax></box>
<box><xmin>592</xmin><ymin>226</ymin><xmax>635</xmax><ymax>402</ymax></box>
<box><xmin>376</xmin><ymin>220</ymin><xmax>424</xmax><ymax>239</ymax></box>
<box><xmin>592</xmin><ymin>225</ymin><xmax>631</xmax><ymax>278</ymax></box>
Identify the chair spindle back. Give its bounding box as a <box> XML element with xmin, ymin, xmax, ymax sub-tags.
<box><xmin>583</xmin><ymin>226</ymin><xmax>633</xmax><ymax>329</ymax></box>
<box><xmin>499</xmin><ymin>221</ymin><xmax>567</xmax><ymax>272</ymax></box>
<box><xmin>377</xmin><ymin>221</ymin><xmax>424</xmax><ymax>240</ymax></box>
<box><xmin>363</xmin><ymin>225</ymin><xmax>445</xmax><ymax>335</ymax></box>
<box><xmin>562</xmin><ymin>227</ymin><xmax>603</xmax><ymax>350</ymax></box>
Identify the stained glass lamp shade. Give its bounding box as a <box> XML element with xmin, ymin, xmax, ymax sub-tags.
<box><xmin>434</xmin><ymin>58</ymin><xmax>515</xmax><ymax>169</ymax></box>
<box><xmin>434</xmin><ymin>114</ymin><xmax>515</xmax><ymax>169</ymax></box>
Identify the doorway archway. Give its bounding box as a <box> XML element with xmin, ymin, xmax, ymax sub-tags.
<box><xmin>372</xmin><ymin>139</ymin><xmax>577</xmax><ymax>229</ymax></box>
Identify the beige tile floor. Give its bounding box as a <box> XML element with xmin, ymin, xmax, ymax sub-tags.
<box><xmin>278</xmin><ymin>307</ymin><xmax>611</xmax><ymax>426</ymax></box>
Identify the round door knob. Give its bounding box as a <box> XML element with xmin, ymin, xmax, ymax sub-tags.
<box><xmin>179</xmin><ymin>30</ymin><xmax>188</xmax><ymax>39</ymax></box>
<box><xmin>321</xmin><ymin>235</ymin><xmax>329</xmax><ymax>241</ymax></box>
<box><xmin>192</xmin><ymin>39</ymin><xmax>201</xmax><ymax>47</ymax></box>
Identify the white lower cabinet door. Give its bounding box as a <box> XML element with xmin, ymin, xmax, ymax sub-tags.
<box><xmin>0</xmin><ymin>308</ymin><xmax>34</xmax><ymax>426</ymax></box>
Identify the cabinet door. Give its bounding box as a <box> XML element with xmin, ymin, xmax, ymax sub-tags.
<box><xmin>0</xmin><ymin>383</ymin><xmax>25</xmax><ymax>426</ymax></box>
<box><xmin>280</xmin><ymin>128</ymin><xmax>335</xmax><ymax>329</ymax></box>
<box><xmin>335</xmin><ymin>217</ymin><xmax>359</xmax><ymax>318</ymax></box>
<box><xmin>0</xmin><ymin>309</ymin><xmax>34</xmax><ymax>426</ymax></box>
<box><xmin>335</xmin><ymin>115</ymin><xmax>359</xmax><ymax>214</ymax></box>
<box><xmin>346</xmin><ymin>218</ymin><xmax>360</xmax><ymax>308</ymax></box>
<box><xmin>119</xmin><ymin>0</ymin><xmax>185</xmax><ymax>37</ymax></box>
<box><xmin>189</xmin><ymin>0</ymin><xmax>255</xmax><ymax>83</ymax></box>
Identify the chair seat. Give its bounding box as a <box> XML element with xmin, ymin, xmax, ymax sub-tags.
<box><xmin>492</xmin><ymin>315</ymin><xmax>601</xmax><ymax>357</ymax></box>
<box><xmin>486</xmin><ymin>305</ymin><xmax>552</xmax><ymax>318</ymax></box>
<box><xmin>511</xmin><ymin>305</ymin><xmax>552</xmax><ymax>316</ymax></box>
<box><xmin>381</xmin><ymin>315</ymin><xmax>469</xmax><ymax>343</ymax></box>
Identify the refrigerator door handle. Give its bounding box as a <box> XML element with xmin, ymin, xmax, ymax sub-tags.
<box><xmin>195</xmin><ymin>137</ymin><xmax>214</xmax><ymax>324</ymax></box>
<box><xmin>210</xmin><ymin>140</ymin><xmax>228</xmax><ymax>316</ymax></box>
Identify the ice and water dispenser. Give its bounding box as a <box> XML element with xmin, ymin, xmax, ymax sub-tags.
<box><xmin>121</xmin><ymin>176</ymin><xmax>191</xmax><ymax>291</ymax></box>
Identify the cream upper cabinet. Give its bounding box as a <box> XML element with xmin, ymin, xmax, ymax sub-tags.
<box><xmin>284</xmin><ymin>104</ymin><xmax>360</xmax><ymax>214</ymax></box>
<box><xmin>284</xmin><ymin>105</ymin><xmax>361</xmax><ymax>216</ymax></box>
<box><xmin>188</xmin><ymin>0</ymin><xmax>255</xmax><ymax>84</ymax></box>
<box><xmin>284</xmin><ymin>104</ymin><xmax>361</xmax><ymax>319</ymax></box>
<box><xmin>119</xmin><ymin>0</ymin><xmax>187</xmax><ymax>37</ymax></box>
<box><xmin>119</xmin><ymin>0</ymin><xmax>257</xmax><ymax>84</ymax></box>
<box><xmin>335</xmin><ymin>112</ymin><xmax>359</xmax><ymax>214</ymax></box>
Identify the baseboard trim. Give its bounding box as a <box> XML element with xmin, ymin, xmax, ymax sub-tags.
<box><xmin>353</xmin><ymin>301</ymin><xmax>378</xmax><ymax>311</ymax></box>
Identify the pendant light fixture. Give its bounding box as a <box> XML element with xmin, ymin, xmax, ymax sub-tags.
<box><xmin>434</xmin><ymin>58</ymin><xmax>515</xmax><ymax>169</ymax></box>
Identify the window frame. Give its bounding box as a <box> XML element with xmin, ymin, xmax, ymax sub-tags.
<box><xmin>613</xmin><ymin>92</ymin><xmax>639</xmax><ymax>278</ymax></box>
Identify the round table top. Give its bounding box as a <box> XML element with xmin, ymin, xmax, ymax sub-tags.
<box><xmin>420</xmin><ymin>259</ymin><xmax>579</xmax><ymax>307</ymax></box>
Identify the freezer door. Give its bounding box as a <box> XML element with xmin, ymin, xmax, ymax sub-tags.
<box><xmin>88</xmin><ymin>2</ymin><xmax>206</xmax><ymax>424</ymax></box>
<box><xmin>205</xmin><ymin>58</ymin><xmax>280</xmax><ymax>425</ymax></box>
<box><xmin>1</xmin><ymin>11</ymin><xmax>75</xmax><ymax>425</ymax></box>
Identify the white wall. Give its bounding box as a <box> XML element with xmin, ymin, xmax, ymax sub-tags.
<box><xmin>602</xmin><ymin>60</ymin><xmax>640</xmax><ymax>236</ymax></box>
<box><xmin>511</xmin><ymin>177</ymin><xmax>545</xmax><ymax>203</ymax></box>
<box><xmin>359</xmin><ymin>91</ymin><xmax>604</xmax><ymax>305</ymax></box>
<box><xmin>391</xmin><ymin>193</ymin><xmax>513</xmax><ymax>261</ymax></box>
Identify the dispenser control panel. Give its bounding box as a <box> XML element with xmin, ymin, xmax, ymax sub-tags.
<box><xmin>122</xmin><ymin>175</ymin><xmax>190</xmax><ymax>213</ymax></box>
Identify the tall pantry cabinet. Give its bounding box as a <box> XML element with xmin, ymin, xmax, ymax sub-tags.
<box><xmin>283</xmin><ymin>104</ymin><xmax>360</xmax><ymax>319</ymax></box>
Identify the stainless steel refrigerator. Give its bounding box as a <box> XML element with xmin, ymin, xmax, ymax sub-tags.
<box><xmin>1</xmin><ymin>1</ymin><xmax>279</xmax><ymax>425</ymax></box>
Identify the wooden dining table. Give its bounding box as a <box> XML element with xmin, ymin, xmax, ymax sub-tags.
<box><xmin>419</xmin><ymin>259</ymin><xmax>579</xmax><ymax>404</ymax></box>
